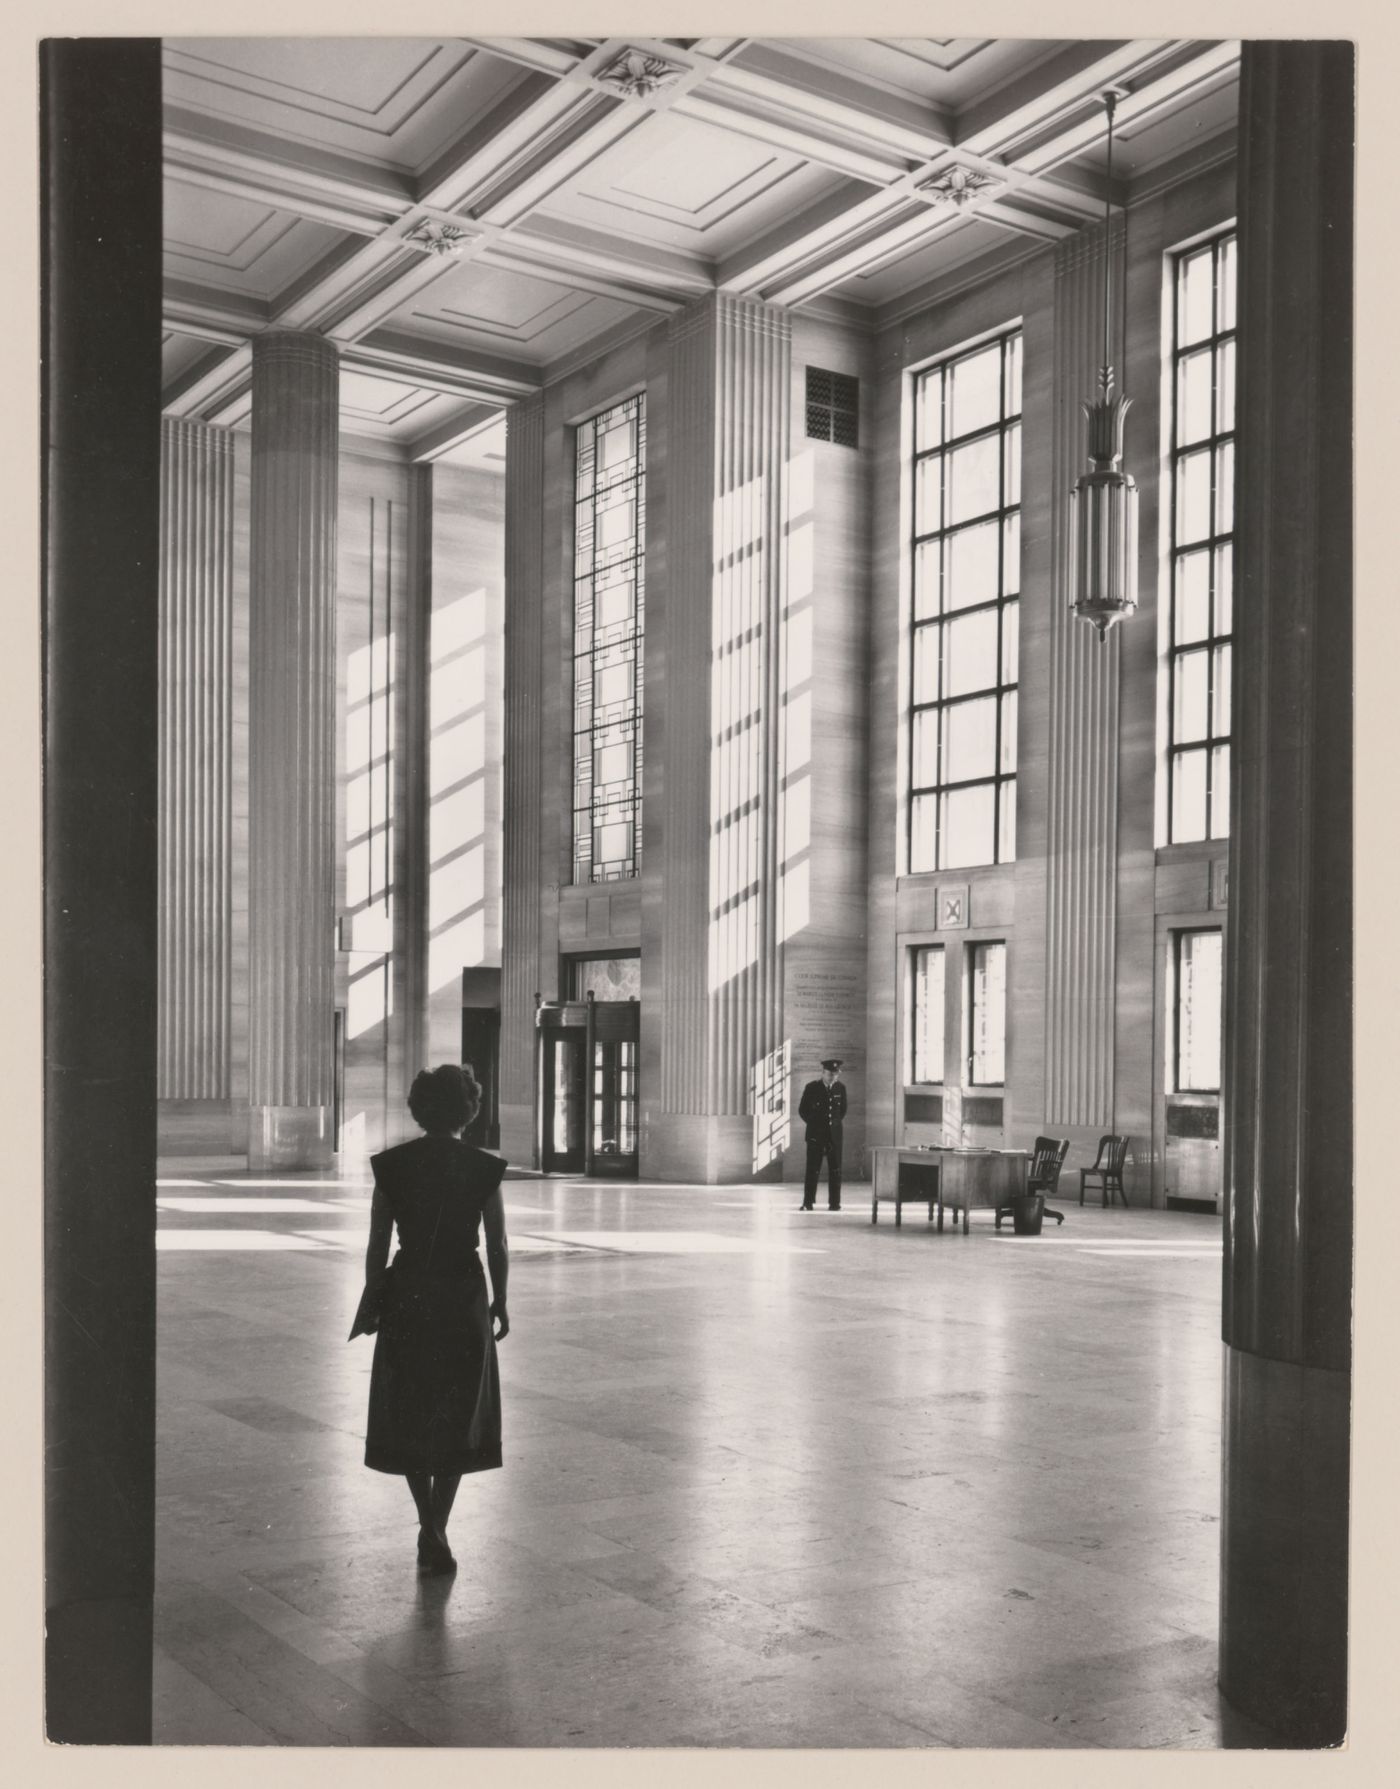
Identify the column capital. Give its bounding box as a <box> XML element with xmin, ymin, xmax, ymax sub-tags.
<box><xmin>252</xmin><ymin>328</ymin><xmax>340</xmax><ymax>369</ymax></box>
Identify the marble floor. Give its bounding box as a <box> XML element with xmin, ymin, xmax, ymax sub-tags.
<box><xmin>152</xmin><ymin>1164</ymin><xmax>1278</xmax><ymax>1750</ymax></box>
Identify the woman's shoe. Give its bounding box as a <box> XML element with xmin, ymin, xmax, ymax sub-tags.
<box><xmin>417</xmin><ymin>1525</ymin><xmax>456</xmax><ymax>1574</ymax></box>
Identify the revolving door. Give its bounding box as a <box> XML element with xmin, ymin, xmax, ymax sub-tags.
<box><xmin>536</xmin><ymin>995</ymin><xmax>640</xmax><ymax>1178</ymax></box>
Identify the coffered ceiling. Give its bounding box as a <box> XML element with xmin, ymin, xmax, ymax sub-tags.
<box><xmin>161</xmin><ymin>34</ymin><xmax>1239</xmax><ymax>463</ymax></box>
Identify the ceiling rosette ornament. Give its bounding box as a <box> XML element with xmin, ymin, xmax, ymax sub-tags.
<box><xmin>920</xmin><ymin>163</ymin><xmax>1006</xmax><ymax>209</ymax></box>
<box><xmin>595</xmin><ymin>47</ymin><xmax>687</xmax><ymax>100</ymax></box>
<box><xmin>405</xmin><ymin>219</ymin><xmax>471</xmax><ymax>257</ymax></box>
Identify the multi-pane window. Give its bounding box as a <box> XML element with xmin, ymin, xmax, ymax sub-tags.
<box><xmin>909</xmin><ymin>945</ymin><xmax>945</xmax><ymax>1084</ymax></box>
<box><xmin>806</xmin><ymin>366</ymin><xmax>860</xmax><ymax>447</ymax></box>
<box><xmin>573</xmin><ymin>394</ymin><xmax>646</xmax><ymax>883</ymax></box>
<box><xmin>909</xmin><ymin>329</ymin><xmax>1021</xmax><ymax>872</ymax></box>
<box><xmin>1174</xmin><ymin>928</ymin><xmax>1223</xmax><ymax>1092</ymax></box>
<box><xmin>968</xmin><ymin>941</ymin><xmax>1007</xmax><ymax>1085</ymax></box>
<box><xmin>1167</xmin><ymin>232</ymin><xmax>1237</xmax><ymax>842</ymax></box>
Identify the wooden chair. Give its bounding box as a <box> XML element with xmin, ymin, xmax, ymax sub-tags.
<box><xmin>1080</xmin><ymin>1135</ymin><xmax>1130</xmax><ymax>1208</ymax></box>
<box><xmin>995</xmin><ymin>1136</ymin><xmax>1068</xmax><ymax>1228</ymax></box>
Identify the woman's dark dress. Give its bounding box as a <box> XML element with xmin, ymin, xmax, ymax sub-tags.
<box><xmin>364</xmin><ymin>1135</ymin><xmax>506</xmax><ymax>1476</ymax></box>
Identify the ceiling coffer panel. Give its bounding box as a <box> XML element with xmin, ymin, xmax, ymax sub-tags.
<box><xmin>163</xmin><ymin>178</ymin><xmax>348</xmax><ymax>300</ymax></box>
<box><xmin>405</xmin><ymin>261</ymin><xmax>643</xmax><ymax>364</ymax></box>
<box><xmin>540</xmin><ymin>110</ymin><xmax>841</xmax><ymax>258</ymax></box>
<box><xmin>339</xmin><ymin>369</ymin><xmax>439</xmax><ymax>422</ymax></box>
<box><xmin>163</xmin><ymin>38</ymin><xmax>532</xmax><ymax>177</ymax></box>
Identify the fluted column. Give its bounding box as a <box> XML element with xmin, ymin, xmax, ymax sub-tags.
<box><xmin>158</xmin><ymin>417</ymin><xmax>233</xmax><ymax>1099</ymax></box>
<box><xmin>500</xmin><ymin>393</ymin><xmax>546</xmax><ymax>1156</ymax></box>
<box><xmin>1044</xmin><ymin>221</ymin><xmax>1123</xmax><ymax>1128</ymax></box>
<box><xmin>652</xmin><ymin>295</ymin><xmax>789</xmax><ymax>1180</ymax></box>
<box><xmin>247</xmin><ymin>331</ymin><xmax>339</xmax><ymax>1168</ymax></box>
<box><xmin>708</xmin><ymin>299</ymin><xmax>790</xmax><ymax>1117</ymax></box>
<box><xmin>1219</xmin><ymin>41</ymin><xmax>1353</xmax><ymax>1746</ymax></box>
<box><xmin>659</xmin><ymin>304</ymin><xmax>718</xmax><ymax>1116</ymax></box>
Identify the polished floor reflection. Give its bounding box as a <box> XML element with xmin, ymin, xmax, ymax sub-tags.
<box><xmin>153</xmin><ymin>1166</ymin><xmax>1274</xmax><ymax>1748</ymax></box>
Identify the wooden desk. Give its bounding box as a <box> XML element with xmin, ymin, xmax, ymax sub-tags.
<box><xmin>871</xmin><ymin>1146</ymin><xmax>1030</xmax><ymax>1232</ymax></box>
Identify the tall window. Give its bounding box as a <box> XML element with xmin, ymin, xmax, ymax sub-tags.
<box><xmin>909</xmin><ymin>945</ymin><xmax>945</xmax><ymax>1084</ymax></box>
<box><xmin>968</xmin><ymin>941</ymin><xmax>1006</xmax><ymax>1085</ymax></box>
<box><xmin>909</xmin><ymin>329</ymin><xmax>1021</xmax><ymax>873</ymax></box>
<box><xmin>1167</xmin><ymin>232</ymin><xmax>1237</xmax><ymax>842</ymax></box>
<box><xmin>573</xmin><ymin>393</ymin><xmax>646</xmax><ymax>883</ymax></box>
<box><xmin>1174</xmin><ymin>928</ymin><xmax>1223</xmax><ymax>1092</ymax></box>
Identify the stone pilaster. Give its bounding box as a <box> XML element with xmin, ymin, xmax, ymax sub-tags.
<box><xmin>1219</xmin><ymin>40</ymin><xmax>1353</xmax><ymax>1747</ymax></box>
<box><xmin>158</xmin><ymin>417</ymin><xmax>234</xmax><ymax>1100</ymax></box>
<box><xmin>247</xmin><ymin>331</ymin><xmax>339</xmax><ymax>1168</ymax></box>
<box><xmin>399</xmin><ymin>463</ymin><xmax>432</xmax><ymax>1088</ymax></box>
<box><xmin>657</xmin><ymin>302</ymin><xmax>717</xmax><ymax>1121</ymax></box>
<box><xmin>1045</xmin><ymin>221</ymin><xmax>1123</xmax><ymax>1129</ymax></box>
<box><xmin>500</xmin><ymin>393</ymin><xmax>546</xmax><ymax>1159</ymax></box>
<box><xmin>647</xmin><ymin>295</ymin><xmax>790</xmax><ymax>1181</ymax></box>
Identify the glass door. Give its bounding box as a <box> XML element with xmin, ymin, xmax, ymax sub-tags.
<box><xmin>590</xmin><ymin>1038</ymin><xmax>638</xmax><ymax>1177</ymax></box>
<box><xmin>541</xmin><ymin>1028</ymin><xmax>587</xmax><ymax>1173</ymax></box>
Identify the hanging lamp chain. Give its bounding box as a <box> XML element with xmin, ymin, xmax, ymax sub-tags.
<box><xmin>1100</xmin><ymin>88</ymin><xmax>1117</xmax><ymax>401</ymax></box>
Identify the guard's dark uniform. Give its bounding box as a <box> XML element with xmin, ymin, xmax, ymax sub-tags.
<box><xmin>798</xmin><ymin>1069</ymin><xmax>847</xmax><ymax>1209</ymax></box>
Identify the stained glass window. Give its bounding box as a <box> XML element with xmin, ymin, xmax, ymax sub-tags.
<box><xmin>1167</xmin><ymin>232</ymin><xmax>1236</xmax><ymax>842</ymax></box>
<box><xmin>573</xmin><ymin>394</ymin><xmax>645</xmax><ymax>882</ymax></box>
<box><xmin>909</xmin><ymin>330</ymin><xmax>1021</xmax><ymax>872</ymax></box>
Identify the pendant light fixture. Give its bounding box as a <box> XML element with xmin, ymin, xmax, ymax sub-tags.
<box><xmin>1070</xmin><ymin>86</ymin><xmax>1138</xmax><ymax>641</ymax></box>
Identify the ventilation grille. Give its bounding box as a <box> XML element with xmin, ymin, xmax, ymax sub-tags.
<box><xmin>805</xmin><ymin>366</ymin><xmax>859</xmax><ymax>448</ymax></box>
<box><xmin>1167</xmin><ymin>1102</ymin><xmax>1219</xmax><ymax>1140</ymax></box>
<box><xmin>963</xmin><ymin>1096</ymin><xmax>1004</xmax><ymax>1127</ymax></box>
<box><xmin>904</xmin><ymin>1093</ymin><xmax>943</xmax><ymax>1125</ymax></box>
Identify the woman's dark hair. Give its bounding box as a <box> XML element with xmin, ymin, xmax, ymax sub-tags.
<box><xmin>407</xmin><ymin>1063</ymin><xmax>482</xmax><ymax>1135</ymax></box>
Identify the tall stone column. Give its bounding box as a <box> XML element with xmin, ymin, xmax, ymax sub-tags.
<box><xmin>1219</xmin><ymin>41</ymin><xmax>1353</xmax><ymax>1746</ymax></box>
<box><xmin>647</xmin><ymin>295</ymin><xmax>790</xmax><ymax>1182</ymax></box>
<box><xmin>247</xmin><ymin>332</ymin><xmax>339</xmax><ymax>1168</ymax></box>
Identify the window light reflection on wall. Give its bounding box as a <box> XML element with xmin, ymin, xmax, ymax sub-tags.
<box><xmin>778</xmin><ymin>450</ymin><xmax>814</xmax><ymax>946</ymax></box>
<box><xmin>428</xmin><ymin>591</ymin><xmax>491</xmax><ymax>993</ymax></box>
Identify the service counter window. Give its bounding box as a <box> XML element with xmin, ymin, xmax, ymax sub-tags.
<box><xmin>1173</xmin><ymin>928</ymin><xmax>1223</xmax><ymax>1092</ymax></box>
<box><xmin>967</xmin><ymin>940</ymin><xmax>1006</xmax><ymax>1086</ymax></box>
<box><xmin>908</xmin><ymin>944</ymin><xmax>945</xmax><ymax>1085</ymax></box>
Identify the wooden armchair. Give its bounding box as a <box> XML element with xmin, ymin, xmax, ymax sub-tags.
<box><xmin>995</xmin><ymin>1136</ymin><xmax>1068</xmax><ymax>1228</ymax></box>
<box><xmin>1080</xmin><ymin>1135</ymin><xmax>1130</xmax><ymax>1208</ymax></box>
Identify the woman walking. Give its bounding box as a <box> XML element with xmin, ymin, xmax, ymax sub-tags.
<box><xmin>349</xmin><ymin>1064</ymin><xmax>509</xmax><ymax>1573</ymax></box>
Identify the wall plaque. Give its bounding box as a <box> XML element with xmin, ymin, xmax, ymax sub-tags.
<box><xmin>939</xmin><ymin>884</ymin><xmax>969</xmax><ymax>929</ymax></box>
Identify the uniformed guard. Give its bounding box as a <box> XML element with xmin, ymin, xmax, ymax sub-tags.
<box><xmin>798</xmin><ymin>1058</ymin><xmax>847</xmax><ymax>1210</ymax></box>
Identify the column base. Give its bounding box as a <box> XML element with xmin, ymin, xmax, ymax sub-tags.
<box><xmin>499</xmin><ymin>1102</ymin><xmax>535</xmax><ymax>1169</ymax></box>
<box><xmin>1220</xmin><ymin>1344</ymin><xmax>1350</xmax><ymax>1746</ymax></box>
<box><xmin>641</xmin><ymin>1114</ymin><xmax>757</xmax><ymax>1184</ymax></box>
<box><xmin>157</xmin><ymin>1098</ymin><xmax>242</xmax><ymax>1157</ymax></box>
<box><xmin>247</xmin><ymin>1105</ymin><xmax>333</xmax><ymax>1171</ymax></box>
